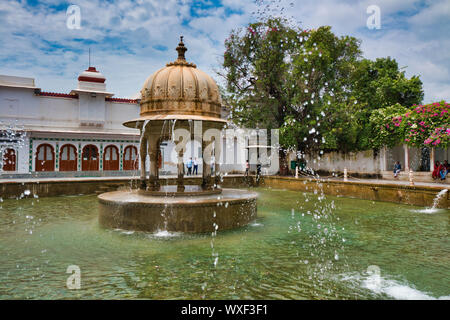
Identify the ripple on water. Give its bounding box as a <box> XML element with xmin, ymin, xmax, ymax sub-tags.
<box><xmin>0</xmin><ymin>188</ymin><xmax>448</xmax><ymax>299</ymax></box>
<box><xmin>338</xmin><ymin>272</ymin><xmax>450</xmax><ymax>300</ymax></box>
<box><xmin>151</xmin><ymin>230</ymin><xmax>183</xmax><ymax>239</ymax></box>
<box><xmin>412</xmin><ymin>208</ymin><xmax>446</xmax><ymax>214</ymax></box>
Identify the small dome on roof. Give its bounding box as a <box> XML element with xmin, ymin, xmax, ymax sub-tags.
<box><xmin>78</xmin><ymin>66</ymin><xmax>106</xmax><ymax>83</ymax></box>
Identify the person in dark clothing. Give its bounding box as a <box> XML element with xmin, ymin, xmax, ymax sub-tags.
<box><xmin>393</xmin><ymin>161</ymin><xmax>401</xmax><ymax>178</ymax></box>
<box><xmin>193</xmin><ymin>157</ymin><xmax>198</xmax><ymax>175</ymax></box>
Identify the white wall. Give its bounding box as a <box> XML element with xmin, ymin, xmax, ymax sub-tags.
<box><xmin>301</xmin><ymin>149</ymin><xmax>381</xmax><ymax>174</ymax></box>
<box><xmin>0</xmin><ymin>86</ymin><xmax>140</xmax><ymax>135</ymax></box>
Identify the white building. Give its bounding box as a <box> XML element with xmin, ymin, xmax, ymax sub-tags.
<box><xmin>0</xmin><ymin>66</ymin><xmax>274</xmax><ymax>178</ymax></box>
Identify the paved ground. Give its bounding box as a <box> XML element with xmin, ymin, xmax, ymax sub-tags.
<box><xmin>319</xmin><ymin>177</ymin><xmax>449</xmax><ymax>188</ymax></box>
<box><xmin>0</xmin><ymin>174</ymin><xmax>448</xmax><ymax>189</ymax></box>
<box><xmin>0</xmin><ymin>174</ymin><xmax>235</xmax><ymax>183</ymax></box>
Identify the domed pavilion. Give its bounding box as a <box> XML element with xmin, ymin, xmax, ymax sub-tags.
<box><xmin>98</xmin><ymin>37</ymin><xmax>257</xmax><ymax>233</ymax></box>
<box><xmin>124</xmin><ymin>36</ymin><xmax>227</xmax><ymax>191</ymax></box>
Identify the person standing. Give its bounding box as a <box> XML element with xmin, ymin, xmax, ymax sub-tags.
<box><xmin>256</xmin><ymin>161</ymin><xmax>262</xmax><ymax>182</ymax></box>
<box><xmin>193</xmin><ymin>157</ymin><xmax>198</xmax><ymax>175</ymax></box>
<box><xmin>393</xmin><ymin>161</ymin><xmax>401</xmax><ymax>178</ymax></box>
<box><xmin>210</xmin><ymin>155</ymin><xmax>215</xmax><ymax>175</ymax></box>
<box><xmin>245</xmin><ymin>160</ymin><xmax>249</xmax><ymax>177</ymax></box>
<box><xmin>186</xmin><ymin>157</ymin><xmax>193</xmax><ymax>176</ymax></box>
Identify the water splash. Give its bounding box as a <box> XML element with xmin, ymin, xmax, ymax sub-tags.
<box><xmin>0</xmin><ymin>121</ymin><xmax>26</xmax><ymax>172</ymax></box>
<box><xmin>152</xmin><ymin>230</ymin><xmax>181</xmax><ymax>238</ymax></box>
<box><xmin>415</xmin><ymin>189</ymin><xmax>448</xmax><ymax>214</ymax></box>
<box><xmin>339</xmin><ymin>271</ymin><xmax>450</xmax><ymax>300</ymax></box>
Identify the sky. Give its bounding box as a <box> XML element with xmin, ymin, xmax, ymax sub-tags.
<box><xmin>0</xmin><ymin>0</ymin><xmax>449</xmax><ymax>102</ymax></box>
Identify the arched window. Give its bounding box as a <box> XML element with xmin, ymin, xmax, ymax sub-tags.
<box><xmin>60</xmin><ymin>144</ymin><xmax>77</xmax><ymax>171</ymax></box>
<box><xmin>35</xmin><ymin>144</ymin><xmax>54</xmax><ymax>171</ymax></box>
<box><xmin>2</xmin><ymin>148</ymin><xmax>16</xmax><ymax>171</ymax></box>
<box><xmin>81</xmin><ymin>144</ymin><xmax>99</xmax><ymax>171</ymax></box>
<box><xmin>103</xmin><ymin>145</ymin><xmax>119</xmax><ymax>171</ymax></box>
<box><xmin>123</xmin><ymin>145</ymin><xmax>138</xmax><ymax>170</ymax></box>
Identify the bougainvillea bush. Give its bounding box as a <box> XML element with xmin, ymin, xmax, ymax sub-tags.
<box><xmin>369</xmin><ymin>103</ymin><xmax>408</xmax><ymax>149</ymax></box>
<box><xmin>404</xmin><ymin>101</ymin><xmax>449</xmax><ymax>148</ymax></box>
<box><xmin>371</xmin><ymin>101</ymin><xmax>449</xmax><ymax>149</ymax></box>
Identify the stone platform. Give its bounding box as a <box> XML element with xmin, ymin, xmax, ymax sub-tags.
<box><xmin>98</xmin><ymin>188</ymin><xmax>257</xmax><ymax>233</ymax></box>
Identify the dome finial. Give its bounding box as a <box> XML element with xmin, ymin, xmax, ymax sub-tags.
<box><xmin>176</xmin><ymin>36</ymin><xmax>187</xmax><ymax>61</ymax></box>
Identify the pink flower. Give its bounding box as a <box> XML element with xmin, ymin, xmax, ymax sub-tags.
<box><xmin>432</xmin><ymin>139</ymin><xmax>440</xmax><ymax>146</ymax></box>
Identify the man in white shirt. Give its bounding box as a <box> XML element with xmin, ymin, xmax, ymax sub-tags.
<box><xmin>193</xmin><ymin>157</ymin><xmax>198</xmax><ymax>175</ymax></box>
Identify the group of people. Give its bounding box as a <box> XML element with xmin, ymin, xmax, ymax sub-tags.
<box><xmin>432</xmin><ymin>160</ymin><xmax>449</xmax><ymax>181</ymax></box>
<box><xmin>185</xmin><ymin>157</ymin><xmax>198</xmax><ymax>175</ymax></box>
<box><xmin>394</xmin><ymin>160</ymin><xmax>449</xmax><ymax>181</ymax></box>
<box><xmin>244</xmin><ymin>160</ymin><xmax>262</xmax><ymax>179</ymax></box>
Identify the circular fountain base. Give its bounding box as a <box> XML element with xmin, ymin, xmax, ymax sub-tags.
<box><xmin>98</xmin><ymin>188</ymin><xmax>257</xmax><ymax>233</ymax></box>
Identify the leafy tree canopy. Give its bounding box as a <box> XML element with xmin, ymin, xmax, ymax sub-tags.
<box><xmin>220</xmin><ymin>18</ymin><xmax>424</xmax><ymax>155</ymax></box>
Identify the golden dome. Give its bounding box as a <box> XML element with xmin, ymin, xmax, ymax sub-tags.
<box><xmin>124</xmin><ymin>37</ymin><xmax>225</xmax><ymax>128</ymax></box>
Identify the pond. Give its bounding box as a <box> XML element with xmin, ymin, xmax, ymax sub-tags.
<box><xmin>0</xmin><ymin>187</ymin><xmax>448</xmax><ymax>299</ymax></box>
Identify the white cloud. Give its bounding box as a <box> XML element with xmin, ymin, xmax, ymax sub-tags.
<box><xmin>0</xmin><ymin>0</ymin><xmax>448</xmax><ymax>103</ymax></box>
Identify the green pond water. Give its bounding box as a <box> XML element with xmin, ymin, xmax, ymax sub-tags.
<box><xmin>0</xmin><ymin>187</ymin><xmax>448</xmax><ymax>300</ymax></box>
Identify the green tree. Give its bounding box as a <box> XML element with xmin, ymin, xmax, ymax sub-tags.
<box><xmin>352</xmin><ymin>57</ymin><xmax>424</xmax><ymax>150</ymax></box>
<box><xmin>368</xmin><ymin>103</ymin><xmax>408</xmax><ymax>149</ymax></box>
<box><xmin>221</xmin><ymin>19</ymin><xmax>424</xmax><ymax>166</ymax></box>
<box><xmin>220</xmin><ymin>18</ymin><xmax>361</xmax><ymax>162</ymax></box>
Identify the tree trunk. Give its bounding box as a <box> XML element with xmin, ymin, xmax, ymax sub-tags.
<box><xmin>279</xmin><ymin>148</ymin><xmax>288</xmax><ymax>176</ymax></box>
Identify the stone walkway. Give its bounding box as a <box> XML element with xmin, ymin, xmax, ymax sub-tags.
<box><xmin>306</xmin><ymin>176</ymin><xmax>449</xmax><ymax>188</ymax></box>
<box><xmin>0</xmin><ymin>174</ymin><xmax>448</xmax><ymax>189</ymax></box>
<box><xmin>0</xmin><ymin>174</ymin><xmax>232</xmax><ymax>183</ymax></box>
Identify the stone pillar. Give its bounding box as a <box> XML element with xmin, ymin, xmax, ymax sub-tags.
<box><xmin>381</xmin><ymin>146</ymin><xmax>387</xmax><ymax>171</ymax></box>
<box><xmin>202</xmin><ymin>136</ymin><xmax>212</xmax><ymax>190</ymax></box>
<box><xmin>55</xmin><ymin>142</ymin><xmax>59</xmax><ymax>172</ymax></box>
<box><xmin>404</xmin><ymin>144</ymin><xmax>409</xmax><ymax>171</ymax></box>
<box><xmin>99</xmin><ymin>143</ymin><xmax>103</xmax><ymax>172</ymax></box>
<box><xmin>177</xmin><ymin>147</ymin><xmax>185</xmax><ymax>191</ymax></box>
<box><xmin>148</xmin><ymin>134</ymin><xmax>160</xmax><ymax>191</ymax></box>
<box><xmin>430</xmin><ymin>147</ymin><xmax>435</xmax><ymax>172</ymax></box>
<box><xmin>139</xmin><ymin>136</ymin><xmax>147</xmax><ymax>190</ymax></box>
<box><xmin>214</xmin><ymin>137</ymin><xmax>221</xmax><ymax>186</ymax></box>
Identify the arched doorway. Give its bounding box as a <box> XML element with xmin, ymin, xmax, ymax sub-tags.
<box><xmin>2</xmin><ymin>148</ymin><xmax>16</xmax><ymax>171</ymax></box>
<box><xmin>60</xmin><ymin>144</ymin><xmax>77</xmax><ymax>171</ymax></box>
<box><xmin>35</xmin><ymin>144</ymin><xmax>55</xmax><ymax>172</ymax></box>
<box><xmin>103</xmin><ymin>145</ymin><xmax>119</xmax><ymax>171</ymax></box>
<box><xmin>123</xmin><ymin>145</ymin><xmax>138</xmax><ymax>170</ymax></box>
<box><xmin>82</xmin><ymin>145</ymin><xmax>99</xmax><ymax>171</ymax></box>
